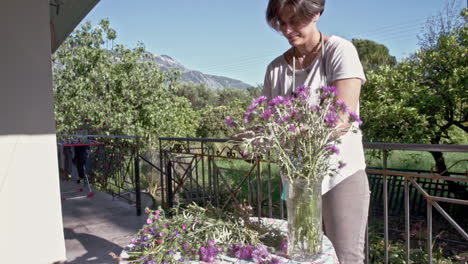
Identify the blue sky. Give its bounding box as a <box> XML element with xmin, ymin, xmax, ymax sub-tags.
<box><xmin>82</xmin><ymin>0</ymin><xmax>464</xmax><ymax>86</ymax></box>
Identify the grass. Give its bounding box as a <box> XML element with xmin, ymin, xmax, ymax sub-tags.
<box><xmin>365</xmin><ymin>150</ymin><xmax>467</xmax><ymax>173</ymax></box>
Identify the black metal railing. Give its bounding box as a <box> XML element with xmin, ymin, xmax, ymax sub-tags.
<box><xmin>363</xmin><ymin>143</ymin><xmax>468</xmax><ymax>264</ymax></box>
<box><xmin>58</xmin><ymin>134</ymin><xmax>142</xmax><ymax>215</ymax></box>
<box><xmin>155</xmin><ymin>138</ymin><xmax>467</xmax><ymax>263</ymax></box>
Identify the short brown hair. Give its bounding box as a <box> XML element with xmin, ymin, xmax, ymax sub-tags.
<box><xmin>266</xmin><ymin>0</ymin><xmax>325</xmax><ymax>31</ymax></box>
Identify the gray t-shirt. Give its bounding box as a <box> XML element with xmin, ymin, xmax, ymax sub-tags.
<box><xmin>262</xmin><ymin>35</ymin><xmax>367</xmax><ymax>194</ymax></box>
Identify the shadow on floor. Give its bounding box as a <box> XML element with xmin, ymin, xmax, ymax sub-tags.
<box><xmin>64</xmin><ymin>228</ymin><xmax>121</xmax><ymax>264</ymax></box>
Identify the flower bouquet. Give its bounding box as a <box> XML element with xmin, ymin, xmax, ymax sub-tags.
<box><xmin>117</xmin><ymin>202</ymin><xmax>287</xmax><ymax>264</ymax></box>
<box><xmin>226</xmin><ymin>85</ymin><xmax>362</xmax><ymax>261</ymax></box>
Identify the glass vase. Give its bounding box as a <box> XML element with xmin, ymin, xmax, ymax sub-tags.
<box><xmin>286</xmin><ymin>177</ymin><xmax>323</xmax><ymax>261</ymax></box>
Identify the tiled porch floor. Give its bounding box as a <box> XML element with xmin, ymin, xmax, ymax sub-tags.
<box><xmin>60</xmin><ymin>179</ymin><xmax>147</xmax><ymax>264</ymax></box>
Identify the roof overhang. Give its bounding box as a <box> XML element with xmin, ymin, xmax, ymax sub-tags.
<box><xmin>50</xmin><ymin>0</ymin><xmax>100</xmax><ymax>53</ymax></box>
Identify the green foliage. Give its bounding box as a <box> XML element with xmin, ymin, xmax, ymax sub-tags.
<box><xmin>216</xmin><ymin>87</ymin><xmax>253</xmax><ymax>108</ymax></box>
<box><xmin>361</xmin><ymin>8</ymin><xmax>467</xmax><ymax>145</ymax></box>
<box><xmin>173</xmin><ymin>84</ymin><xmax>254</xmax><ymax>138</ymax></box>
<box><xmin>368</xmin><ymin>227</ymin><xmax>455</xmax><ymax>264</ymax></box>
<box><xmin>175</xmin><ymin>83</ymin><xmax>219</xmax><ymax>110</ymax></box>
<box><xmin>352</xmin><ymin>39</ymin><xmax>397</xmax><ymax>71</ymax></box>
<box><xmin>196</xmin><ymin>100</ymin><xmax>246</xmax><ymax>138</ymax></box>
<box><xmin>53</xmin><ymin>19</ymin><xmax>198</xmax><ymax>150</ymax></box>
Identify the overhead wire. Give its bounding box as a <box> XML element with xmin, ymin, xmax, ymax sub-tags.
<box><xmin>192</xmin><ymin>16</ymin><xmax>432</xmax><ymax>81</ymax></box>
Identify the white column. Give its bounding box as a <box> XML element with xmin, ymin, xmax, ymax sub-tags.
<box><xmin>0</xmin><ymin>0</ymin><xmax>66</xmax><ymax>263</ymax></box>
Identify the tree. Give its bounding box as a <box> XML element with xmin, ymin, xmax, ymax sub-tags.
<box><xmin>352</xmin><ymin>39</ymin><xmax>396</xmax><ymax>71</ymax></box>
<box><xmin>53</xmin><ymin>19</ymin><xmax>199</xmax><ymax>150</ymax></box>
<box><xmin>195</xmin><ymin>101</ymin><xmax>245</xmax><ymax>138</ymax></box>
<box><xmin>361</xmin><ymin>8</ymin><xmax>467</xmax><ymax>199</ymax></box>
<box><xmin>175</xmin><ymin>83</ymin><xmax>219</xmax><ymax>110</ymax></box>
<box><xmin>216</xmin><ymin>88</ymin><xmax>252</xmax><ymax>107</ymax></box>
<box><xmin>417</xmin><ymin>0</ymin><xmax>465</xmax><ymax>50</ymax></box>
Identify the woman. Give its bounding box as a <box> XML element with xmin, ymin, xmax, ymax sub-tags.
<box><xmin>262</xmin><ymin>0</ymin><xmax>370</xmax><ymax>263</ymax></box>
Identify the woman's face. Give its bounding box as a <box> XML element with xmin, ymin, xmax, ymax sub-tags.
<box><xmin>278</xmin><ymin>5</ymin><xmax>319</xmax><ymax>47</ymax></box>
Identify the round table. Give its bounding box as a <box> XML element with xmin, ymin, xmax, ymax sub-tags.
<box><xmin>238</xmin><ymin>217</ymin><xmax>339</xmax><ymax>264</ymax></box>
<box><xmin>120</xmin><ymin>218</ymin><xmax>339</xmax><ymax>264</ymax></box>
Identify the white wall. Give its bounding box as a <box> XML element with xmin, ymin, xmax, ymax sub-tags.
<box><xmin>0</xmin><ymin>0</ymin><xmax>66</xmax><ymax>263</ymax></box>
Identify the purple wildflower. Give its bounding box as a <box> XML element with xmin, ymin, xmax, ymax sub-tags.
<box><xmin>260</xmin><ymin>108</ymin><xmax>275</xmax><ymax>120</ymax></box>
<box><xmin>154</xmin><ymin>210</ymin><xmax>160</xmax><ymax>219</ymax></box>
<box><xmin>182</xmin><ymin>242</ymin><xmax>190</xmax><ymax>250</ymax></box>
<box><xmin>289</xmin><ymin>109</ymin><xmax>301</xmax><ymax>120</ymax></box>
<box><xmin>146</xmin><ymin>218</ymin><xmax>153</xmax><ymax>225</ymax></box>
<box><xmin>348</xmin><ymin>111</ymin><xmax>363</xmax><ymax>126</ymax></box>
<box><xmin>310</xmin><ymin>105</ymin><xmax>322</xmax><ymax>112</ymax></box>
<box><xmin>338</xmin><ymin>162</ymin><xmax>347</xmax><ymax>169</ymax></box>
<box><xmin>225</xmin><ymin>116</ymin><xmax>236</xmax><ymax>127</ymax></box>
<box><xmin>181</xmin><ymin>224</ymin><xmax>187</xmax><ymax>230</ymax></box>
<box><xmin>252</xmin><ymin>96</ymin><xmax>268</xmax><ymax>105</ymax></box>
<box><xmin>159</xmin><ymin>232</ymin><xmax>165</xmax><ymax>237</ymax></box>
<box><xmin>229</xmin><ymin>244</ymin><xmax>241</xmax><ymax>255</ymax></box>
<box><xmin>320</xmin><ymin>85</ymin><xmax>338</xmax><ymax>95</ymax></box>
<box><xmin>199</xmin><ymin>241</ymin><xmax>222</xmax><ymax>263</ymax></box>
<box><xmin>167</xmin><ymin>250</ymin><xmax>175</xmax><ymax>255</ymax></box>
<box><xmin>336</xmin><ymin>100</ymin><xmax>348</xmax><ymax>111</ymax></box>
<box><xmin>288</xmin><ymin>125</ymin><xmax>296</xmax><ymax>132</ymax></box>
<box><xmin>268</xmin><ymin>96</ymin><xmax>286</xmax><ymax>107</ymax></box>
<box><xmin>244</xmin><ymin>112</ymin><xmax>252</xmax><ymax>124</ymax></box>
<box><xmin>326</xmin><ymin>145</ymin><xmax>340</xmax><ymax>155</ymax></box>
<box><xmin>277</xmin><ymin>116</ymin><xmax>290</xmax><ymax>125</ymax></box>
<box><xmin>234</xmin><ymin>245</ymin><xmax>254</xmax><ymax>260</ymax></box>
<box><xmin>174</xmin><ymin>230</ymin><xmax>181</xmax><ymax>238</ymax></box>
<box><xmin>241</xmin><ymin>151</ymin><xmax>248</xmax><ymax>157</ymax></box>
<box><xmin>279</xmin><ymin>239</ymin><xmax>287</xmax><ymax>254</ymax></box>
<box><xmin>294</xmin><ymin>85</ymin><xmax>309</xmax><ymax>100</ymax></box>
<box><xmin>130</xmin><ymin>238</ymin><xmax>138</xmax><ymax>244</ymax></box>
<box><xmin>247</xmin><ymin>104</ymin><xmax>257</xmax><ymax>112</ymax></box>
<box><xmin>252</xmin><ymin>245</ymin><xmax>270</xmax><ymax>263</ymax></box>
<box><xmin>324</xmin><ymin>111</ymin><xmax>339</xmax><ymax>127</ymax></box>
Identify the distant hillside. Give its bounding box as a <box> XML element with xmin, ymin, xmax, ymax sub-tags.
<box><xmin>153</xmin><ymin>54</ymin><xmax>252</xmax><ymax>90</ymax></box>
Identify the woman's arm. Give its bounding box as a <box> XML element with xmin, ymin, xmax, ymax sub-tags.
<box><xmin>332</xmin><ymin>77</ymin><xmax>362</xmax><ymax>134</ymax></box>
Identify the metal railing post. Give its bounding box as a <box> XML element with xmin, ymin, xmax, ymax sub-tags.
<box><xmin>159</xmin><ymin>139</ymin><xmax>165</xmax><ymax>207</ymax></box>
<box><xmin>166</xmin><ymin>160</ymin><xmax>173</xmax><ymax>209</ymax></box>
<box><xmin>365</xmin><ymin>225</ymin><xmax>369</xmax><ymax>264</ymax></box>
<box><xmin>256</xmin><ymin>159</ymin><xmax>262</xmax><ymax>217</ymax></box>
<box><xmin>134</xmin><ymin>141</ymin><xmax>141</xmax><ymax>216</ymax></box>
<box><xmin>383</xmin><ymin>150</ymin><xmax>389</xmax><ymax>264</ymax></box>
<box><xmin>427</xmin><ymin>200</ymin><xmax>433</xmax><ymax>264</ymax></box>
<box><xmin>405</xmin><ymin>178</ymin><xmax>410</xmax><ymax>264</ymax></box>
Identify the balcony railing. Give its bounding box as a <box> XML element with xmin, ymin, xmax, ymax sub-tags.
<box><xmin>152</xmin><ymin>137</ymin><xmax>467</xmax><ymax>264</ymax></box>
<box><xmin>58</xmin><ymin>134</ymin><xmax>142</xmax><ymax>215</ymax></box>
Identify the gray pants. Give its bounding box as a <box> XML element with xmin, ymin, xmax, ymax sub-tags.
<box><xmin>323</xmin><ymin>170</ymin><xmax>370</xmax><ymax>264</ymax></box>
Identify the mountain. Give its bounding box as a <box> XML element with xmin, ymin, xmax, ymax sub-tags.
<box><xmin>153</xmin><ymin>54</ymin><xmax>253</xmax><ymax>90</ymax></box>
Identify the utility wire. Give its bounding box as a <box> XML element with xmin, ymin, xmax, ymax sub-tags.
<box><xmin>192</xmin><ymin>17</ymin><xmax>432</xmax><ymax>78</ymax></box>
